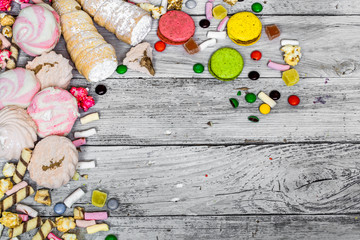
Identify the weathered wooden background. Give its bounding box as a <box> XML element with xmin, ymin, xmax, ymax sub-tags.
<box><xmin>2</xmin><ymin>0</ymin><xmax>360</xmax><ymax>239</ymax></box>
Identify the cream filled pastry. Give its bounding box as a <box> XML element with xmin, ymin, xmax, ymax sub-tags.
<box><xmin>0</xmin><ymin>106</ymin><xmax>37</xmax><ymax>160</ymax></box>
<box><xmin>27</xmin><ymin>87</ymin><xmax>79</xmax><ymax>138</ymax></box>
<box><xmin>0</xmin><ymin>68</ymin><xmax>40</xmax><ymax>110</ymax></box>
<box><xmin>13</xmin><ymin>4</ymin><xmax>61</xmax><ymax>56</ymax></box>
<box><xmin>28</xmin><ymin>135</ymin><xmax>78</xmax><ymax>188</ymax></box>
<box><xmin>26</xmin><ymin>51</ymin><xmax>73</xmax><ymax>90</ymax></box>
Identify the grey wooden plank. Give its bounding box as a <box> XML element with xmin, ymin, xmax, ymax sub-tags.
<box><xmin>12</xmin><ymin>144</ymin><xmax>360</xmax><ymax>216</ymax></box>
<box><xmin>6</xmin><ymin>215</ymin><xmax>360</xmax><ymax>240</ymax></box>
<box><xmin>68</xmin><ymin>76</ymin><xmax>360</xmax><ymax>145</ymax></box>
<box><xmin>16</xmin><ymin>16</ymin><xmax>360</xmax><ymax>79</ymax></box>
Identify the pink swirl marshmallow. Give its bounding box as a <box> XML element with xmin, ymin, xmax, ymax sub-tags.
<box><xmin>267</xmin><ymin>60</ymin><xmax>291</xmax><ymax>71</ymax></box>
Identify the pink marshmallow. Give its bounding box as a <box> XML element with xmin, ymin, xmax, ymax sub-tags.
<box><xmin>206</xmin><ymin>2</ymin><xmax>213</xmax><ymax>20</ymax></box>
<box><xmin>76</xmin><ymin>219</ymin><xmax>96</xmax><ymax>228</ymax></box>
<box><xmin>217</xmin><ymin>16</ymin><xmax>229</xmax><ymax>31</ymax></box>
<box><xmin>84</xmin><ymin>211</ymin><xmax>108</xmax><ymax>221</ymax></box>
<box><xmin>72</xmin><ymin>138</ymin><xmax>86</xmax><ymax>147</ymax></box>
<box><xmin>47</xmin><ymin>232</ymin><xmax>61</xmax><ymax>240</ymax></box>
<box><xmin>18</xmin><ymin>214</ymin><xmax>28</xmax><ymax>222</ymax></box>
<box><xmin>6</xmin><ymin>181</ymin><xmax>28</xmax><ymax>196</ymax></box>
<box><xmin>267</xmin><ymin>60</ymin><xmax>291</xmax><ymax>71</ymax></box>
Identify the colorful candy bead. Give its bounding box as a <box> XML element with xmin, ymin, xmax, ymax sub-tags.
<box><xmin>248</xmin><ymin>71</ymin><xmax>260</xmax><ymax>80</ymax></box>
<box><xmin>229</xmin><ymin>98</ymin><xmax>239</xmax><ymax>108</ymax></box>
<box><xmin>185</xmin><ymin>0</ymin><xmax>197</xmax><ymax>9</ymax></box>
<box><xmin>193</xmin><ymin>63</ymin><xmax>204</xmax><ymax>73</ymax></box>
<box><xmin>116</xmin><ymin>65</ymin><xmax>127</xmax><ymax>74</ymax></box>
<box><xmin>248</xmin><ymin>116</ymin><xmax>259</xmax><ymax>122</ymax></box>
<box><xmin>54</xmin><ymin>202</ymin><xmax>66</xmax><ymax>215</ymax></box>
<box><xmin>245</xmin><ymin>93</ymin><xmax>256</xmax><ymax>103</ymax></box>
<box><xmin>105</xmin><ymin>235</ymin><xmax>118</xmax><ymax>240</ymax></box>
<box><xmin>288</xmin><ymin>95</ymin><xmax>300</xmax><ymax>106</ymax></box>
<box><xmin>107</xmin><ymin>198</ymin><xmax>119</xmax><ymax>210</ymax></box>
<box><xmin>237</xmin><ymin>91</ymin><xmax>241</xmax><ymax>96</ymax></box>
<box><xmin>155</xmin><ymin>41</ymin><xmax>166</xmax><ymax>52</ymax></box>
<box><xmin>269</xmin><ymin>90</ymin><xmax>281</xmax><ymax>100</ymax></box>
<box><xmin>199</xmin><ymin>19</ymin><xmax>210</xmax><ymax>28</ymax></box>
<box><xmin>95</xmin><ymin>85</ymin><xmax>107</xmax><ymax>95</ymax></box>
<box><xmin>251</xmin><ymin>50</ymin><xmax>262</xmax><ymax>61</ymax></box>
<box><xmin>252</xmin><ymin>2</ymin><xmax>263</xmax><ymax>13</ymax></box>
<box><xmin>259</xmin><ymin>103</ymin><xmax>271</xmax><ymax>114</ymax></box>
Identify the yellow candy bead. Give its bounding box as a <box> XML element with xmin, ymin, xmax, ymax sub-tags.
<box><xmin>282</xmin><ymin>69</ymin><xmax>299</xmax><ymax>86</ymax></box>
<box><xmin>92</xmin><ymin>190</ymin><xmax>107</xmax><ymax>208</ymax></box>
<box><xmin>212</xmin><ymin>5</ymin><xmax>227</xmax><ymax>20</ymax></box>
<box><xmin>259</xmin><ymin>103</ymin><xmax>271</xmax><ymax>115</ymax></box>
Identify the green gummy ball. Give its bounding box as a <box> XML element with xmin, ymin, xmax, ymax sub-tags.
<box><xmin>116</xmin><ymin>65</ymin><xmax>127</xmax><ymax>74</ymax></box>
<box><xmin>252</xmin><ymin>2</ymin><xmax>263</xmax><ymax>13</ymax></box>
<box><xmin>245</xmin><ymin>93</ymin><xmax>257</xmax><ymax>103</ymax></box>
<box><xmin>105</xmin><ymin>235</ymin><xmax>118</xmax><ymax>240</ymax></box>
<box><xmin>193</xmin><ymin>63</ymin><xmax>204</xmax><ymax>73</ymax></box>
<box><xmin>229</xmin><ymin>98</ymin><xmax>239</xmax><ymax>108</ymax></box>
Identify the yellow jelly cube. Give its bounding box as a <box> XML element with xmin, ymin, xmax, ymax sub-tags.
<box><xmin>212</xmin><ymin>5</ymin><xmax>227</xmax><ymax>20</ymax></box>
<box><xmin>282</xmin><ymin>69</ymin><xmax>299</xmax><ymax>86</ymax></box>
<box><xmin>91</xmin><ymin>190</ymin><xmax>107</xmax><ymax>208</ymax></box>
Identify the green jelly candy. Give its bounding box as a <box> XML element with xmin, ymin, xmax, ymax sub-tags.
<box><xmin>105</xmin><ymin>235</ymin><xmax>118</xmax><ymax>240</ymax></box>
<box><xmin>237</xmin><ymin>91</ymin><xmax>241</xmax><ymax>96</ymax></box>
<box><xmin>245</xmin><ymin>93</ymin><xmax>256</xmax><ymax>103</ymax></box>
<box><xmin>116</xmin><ymin>65</ymin><xmax>127</xmax><ymax>74</ymax></box>
<box><xmin>252</xmin><ymin>2</ymin><xmax>263</xmax><ymax>13</ymax></box>
<box><xmin>193</xmin><ymin>63</ymin><xmax>204</xmax><ymax>73</ymax></box>
<box><xmin>229</xmin><ymin>98</ymin><xmax>239</xmax><ymax>108</ymax></box>
<box><xmin>248</xmin><ymin>116</ymin><xmax>259</xmax><ymax>123</ymax></box>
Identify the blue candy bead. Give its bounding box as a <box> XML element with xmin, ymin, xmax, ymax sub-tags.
<box><xmin>107</xmin><ymin>198</ymin><xmax>119</xmax><ymax>210</ymax></box>
<box><xmin>54</xmin><ymin>202</ymin><xmax>66</xmax><ymax>214</ymax></box>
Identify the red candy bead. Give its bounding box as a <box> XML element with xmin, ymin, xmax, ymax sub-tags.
<box><xmin>251</xmin><ymin>50</ymin><xmax>262</xmax><ymax>61</ymax></box>
<box><xmin>155</xmin><ymin>41</ymin><xmax>166</xmax><ymax>52</ymax></box>
<box><xmin>288</xmin><ymin>95</ymin><xmax>300</xmax><ymax>106</ymax></box>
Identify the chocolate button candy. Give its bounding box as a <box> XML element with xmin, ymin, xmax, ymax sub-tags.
<box><xmin>107</xmin><ymin>198</ymin><xmax>119</xmax><ymax>210</ymax></box>
<box><xmin>105</xmin><ymin>235</ymin><xmax>118</xmax><ymax>240</ymax></box>
<box><xmin>269</xmin><ymin>90</ymin><xmax>281</xmax><ymax>100</ymax></box>
<box><xmin>245</xmin><ymin>93</ymin><xmax>256</xmax><ymax>103</ymax></box>
<box><xmin>155</xmin><ymin>41</ymin><xmax>166</xmax><ymax>52</ymax></box>
<box><xmin>185</xmin><ymin>0</ymin><xmax>197</xmax><ymax>9</ymax></box>
<box><xmin>251</xmin><ymin>50</ymin><xmax>262</xmax><ymax>61</ymax></box>
<box><xmin>288</xmin><ymin>95</ymin><xmax>300</xmax><ymax>106</ymax></box>
<box><xmin>116</xmin><ymin>65</ymin><xmax>127</xmax><ymax>74</ymax></box>
<box><xmin>199</xmin><ymin>19</ymin><xmax>210</xmax><ymax>28</ymax></box>
<box><xmin>248</xmin><ymin>71</ymin><xmax>260</xmax><ymax>80</ymax></box>
<box><xmin>248</xmin><ymin>116</ymin><xmax>259</xmax><ymax>122</ymax></box>
<box><xmin>95</xmin><ymin>84</ymin><xmax>107</xmax><ymax>95</ymax></box>
<box><xmin>229</xmin><ymin>98</ymin><xmax>239</xmax><ymax>108</ymax></box>
<box><xmin>193</xmin><ymin>63</ymin><xmax>204</xmax><ymax>73</ymax></box>
<box><xmin>252</xmin><ymin>2</ymin><xmax>263</xmax><ymax>13</ymax></box>
<box><xmin>54</xmin><ymin>202</ymin><xmax>66</xmax><ymax>215</ymax></box>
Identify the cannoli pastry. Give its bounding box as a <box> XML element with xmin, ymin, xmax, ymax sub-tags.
<box><xmin>52</xmin><ymin>0</ymin><xmax>117</xmax><ymax>82</ymax></box>
<box><xmin>28</xmin><ymin>136</ymin><xmax>79</xmax><ymax>189</ymax></box>
<box><xmin>0</xmin><ymin>106</ymin><xmax>37</xmax><ymax>160</ymax></box>
<box><xmin>8</xmin><ymin>217</ymin><xmax>42</xmax><ymax>238</ymax></box>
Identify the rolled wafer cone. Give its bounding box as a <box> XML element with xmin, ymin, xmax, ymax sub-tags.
<box><xmin>13</xmin><ymin>148</ymin><xmax>32</xmax><ymax>184</ymax></box>
<box><xmin>0</xmin><ymin>186</ymin><xmax>34</xmax><ymax>213</ymax></box>
<box><xmin>8</xmin><ymin>217</ymin><xmax>42</xmax><ymax>238</ymax></box>
<box><xmin>32</xmin><ymin>219</ymin><xmax>56</xmax><ymax>240</ymax></box>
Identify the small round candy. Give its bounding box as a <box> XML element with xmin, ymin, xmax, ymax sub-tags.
<box><xmin>269</xmin><ymin>90</ymin><xmax>281</xmax><ymax>100</ymax></box>
<box><xmin>199</xmin><ymin>19</ymin><xmax>210</xmax><ymax>28</ymax></box>
<box><xmin>54</xmin><ymin>202</ymin><xmax>66</xmax><ymax>215</ymax></box>
<box><xmin>155</xmin><ymin>41</ymin><xmax>166</xmax><ymax>52</ymax></box>
<box><xmin>251</xmin><ymin>50</ymin><xmax>262</xmax><ymax>61</ymax></box>
<box><xmin>248</xmin><ymin>71</ymin><xmax>260</xmax><ymax>80</ymax></box>
<box><xmin>185</xmin><ymin>0</ymin><xmax>197</xmax><ymax>9</ymax></box>
<box><xmin>95</xmin><ymin>84</ymin><xmax>107</xmax><ymax>95</ymax></box>
<box><xmin>288</xmin><ymin>95</ymin><xmax>300</xmax><ymax>106</ymax></box>
<box><xmin>193</xmin><ymin>63</ymin><xmax>204</xmax><ymax>73</ymax></box>
<box><xmin>252</xmin><ymin>2</ymin><xmax>263</xmax><ymax>13</ymax></box>
<box><xmin>107</xmin><ymin>198</ymin><xmax>119</xmax><ymax>210</ymax></box>
<box><xmin>116</xmin><ymin>65</ymin><xmax>127</xmax><ymax>74</ymax></box>
<box><xmin>248</xmin><ymin>116</ymin><xmax>259</xmax><ymax>122</ymax></box>
<box><xmin>237</xmin><ymin>91</ymin><xmax>241</xmax><ymax>96</ymax></box>
<box><xmin>229</xmin><ymin>98</ymin><xmax>239</xmax><ymax>108</ymax></box>
<box><xmin>105</xmin><ymin>234</ymin><xmax>118</xmax><ymax>240</ymax></box>
<box><xmin>259</xmin><ymin>103</ymin><xmax>271</xmax><ymax>115</ymax></box>
<box><xmin>245</xmin><ymin>93</ymin><xmax>256</xmax><ymax>103</ymax></box>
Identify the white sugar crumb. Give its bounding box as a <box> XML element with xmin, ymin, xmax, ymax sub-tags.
<box><xmin>147</xmin><ymin>161</ymin><xmax>156</xmax><ymax>166</ymax></box>
<box><xmin>171</xmin><ymin>198</ymin><xmax>180</xmax><ymax>202</ymax></box>
<box><xmin>165</xmin><ymin>130</ymin><xmax>172</xmax><ymax>135</ymax></box>
<box><xmin>176</xmin><ymin>183</ymin><xmax>183</xmax><ymax>188</ymax></box>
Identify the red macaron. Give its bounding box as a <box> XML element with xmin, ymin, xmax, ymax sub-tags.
<box><xmin>157</xmin><ymin>10</ymin><xmax>195</xmax><ymax>45</ymax></box>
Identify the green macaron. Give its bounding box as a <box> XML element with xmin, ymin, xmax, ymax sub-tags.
<box><xmin>208</xmin><ymin>48</ymin><xmax>244</xmax><ymax>81</ymax></box>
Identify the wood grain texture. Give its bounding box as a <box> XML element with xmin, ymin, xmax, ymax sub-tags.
<box><xmin>7</xmin><ymin>215</ymin><xmax>360</xmax><ymax>240</ymax></box>
<box><xmin>68</xmin><ymin>77</ymin><xmax>360</xmax><ymax>145</ymax></box>
<box><xmin>13</xmin><ymin>144</ymin><xmax>360</xmax><ymax>216</ymax></box>
<box><xmin>15</xmin><ymin>16</ymin><xmax>360</xmax><ymax>79</ymax></box>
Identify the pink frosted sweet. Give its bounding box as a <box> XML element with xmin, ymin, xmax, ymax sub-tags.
<box><xmin>13</xmin><ymin>3</ymin><xmax>60</xmax><ymax>56</ymax></box>
<box><xmin>84</xmin><ymin>211</ymin><xmax>108</xmax><ymax>221</ymax></box>
<box><xmin>72</xmin><ymin>138</ymin><xmax>86</xmax><ymax>147</ymax></box>
<box><xmin>27</xmin><ymin>87</ymin><xmax>79</xmax><ymax>138</ymax></box>
<box><xmin>0</xmin><ymin>68</ymin><xmax>40</xmax><ymax>110</ymax></box>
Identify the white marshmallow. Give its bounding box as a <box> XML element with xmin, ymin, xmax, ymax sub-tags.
<box><xmin>280</xmin><ymin>39</ymin><xmax>300</xmax><ymax>46</ymax></box>
<box><xmin>207</xmin><ymin>31</ymin><xmax>227</xmax><ymax>39</ymax></box>
<box><xmin>77</xmin><ymin>161</ymin><xmax>96</xmax><ymax>169</ymax></box>
<box><xmin>80</xmin><ymin>112</ymin><xmax>99</xmax><ymax>125</ymax></box>
<box><xmin>258</xmin><ymin>92</ymin><xmax>277</xmax><ymax>108</ymax></box>
<box><xmin>64</xmin><ymin>188</ymin><xmax>85</xmax><ymax>208</ymax></box>
<box><xmin>74</xmin><ymin>128</ymin><xmax>97</xmax><ymax>138</ymax></box>
<box><xmin>199</xmin><ymin>38</ymin><xmax>217</xmax><ymax>51</ymax></box>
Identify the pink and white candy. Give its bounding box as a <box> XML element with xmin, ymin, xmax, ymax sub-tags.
<box><xmin>84</xmin><ymin>211</ymin><xmax>108</xmax><ymax>221</ymax></box>
<box><xmin>27</xmin><ymin>87</ymin><xmax>79</xmax><ymax>138</ymax></box>
<box><xmin>0</xmin><ymin>68</ymin><xmax>40</xmax><ymax>110</ymax></box>
<box><xmin>267</xmin><ymin>60</ymin><xmax>291</xmax><ymax>71</ymax></box>
<box><xmin>76</xmin><ymin>220</ymin><xmax>96</xmax><ymax>228</ymax></box>
<box><xmin>13</xmin><ymin>4</ymin><xmax>60</xmax><ymax>56</ymax></box>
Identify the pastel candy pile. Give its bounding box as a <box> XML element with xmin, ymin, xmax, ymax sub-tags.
<box><xmin>0</xmin><ymin>106</ymin><xmax>37</xmax><ymax>160</ymax></box>
<box><xmin>0</xmin><ymin>68</ymin><xmax>40</xmax><ymax>110</ymax></box>
<box><xmin>28</xmin><ymin>135</ymin><xmax>79</xmax><ymax>188</ymax></box>
<box><xmin>27</xmin><ymin>87</ymin><xmax>79</xmax><ymax>138</ymax></box>
<box><xmin>13</xmin><ymin>4</ymin><xmax>61</xmax><ymax>56</ymax></box>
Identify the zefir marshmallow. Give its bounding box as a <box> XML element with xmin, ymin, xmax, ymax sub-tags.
<box><xmin>199</xmin><ymin>39</ymin><xmax>217</xmax><ymax>51</ymax></box>
<box><xmin>80</xmin><ymin>112</ymin><xmax>99</xmax><ymax>125</ymax></box>
<box><xmin>205</xmin><ymin>2</ymin><xmax>213</xmax><ymax>20</ymax></box>
<box><xmin>86</xmin><ymin>223</ymin><xmax>109</xmax><ymax>234</ymax></box>
<box><xmin>207</xmin><ymin>31</ymin><xmax>227</xmax><ymax>39</ymax></box>
<box><xmin>84</xmin><ymin>211</ymin><xmax>108</xmax><ymax>221</ymax></box>
<box><xmin>258</xmin><ymin>92</ymin><xmax>277</xmax><ymax>108</ymax></box>
<box><xmin>63</xmin><ymin>188</ymin><xmax>85</xmax><ymax>208</ymax></box>
<box><xmin>281</xmin><ymin>39</ymin><xmax>300</xmax><ymax>46</ymax></box>
<box><xmin>267</xmin><ymin>60</ymin><xmax>290</xmax><ymax>71</ymax></box>
<box><xmin>16</xmin><ymin>203</ymin><xmax>38</xmax><ymax>217</ymax></box>
<box><xmin>76</xmin><ymin>220</ymin><xmax>96</xmax><ymax>228</ymax></box>
<box><xmin>74</xmin><ymin>128</ymin><xmax>97</xmax><ymax>138</ymax></box>
<box><xmin>77</xmin><ymin>161</ymin><xmax>96</xmax><ymax>169</ymax></box>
